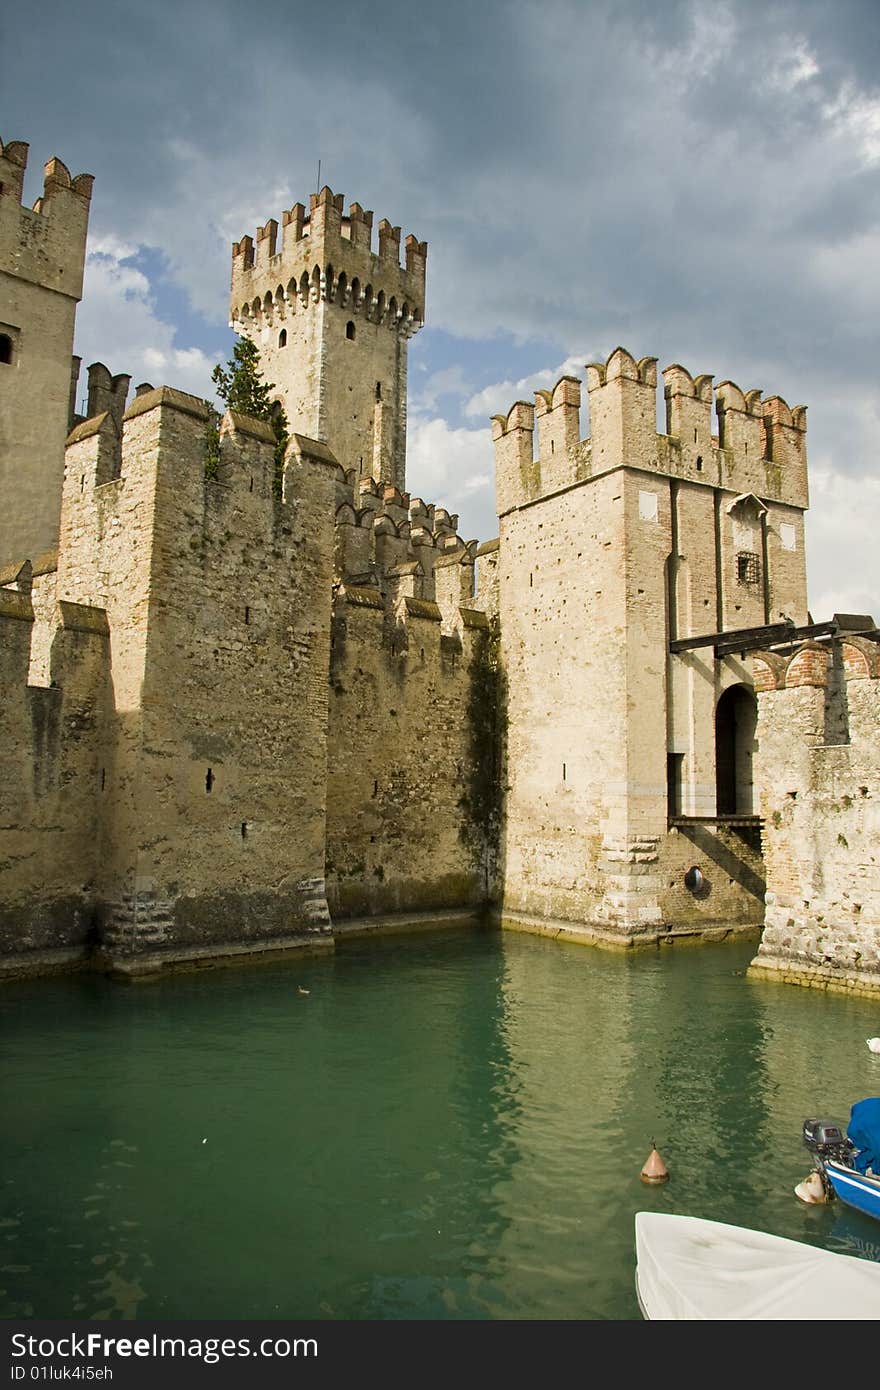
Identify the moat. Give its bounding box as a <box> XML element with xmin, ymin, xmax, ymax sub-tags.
<box><xmin>2</xmin><ymin>929</ymin><xmax>879</xmax><ymax>1321</ymax></box>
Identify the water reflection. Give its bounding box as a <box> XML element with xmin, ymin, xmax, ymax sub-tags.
<box><xmin>0</xmin><ymin>930</ymin><xmax>878</xmax><ymax>1321</ymax></box>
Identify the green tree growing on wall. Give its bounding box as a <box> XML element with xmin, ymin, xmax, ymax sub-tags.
<box><xmin>206</xmin><ymin>338</ymin><xmax>289</xmax><ymax>496</ymax></box>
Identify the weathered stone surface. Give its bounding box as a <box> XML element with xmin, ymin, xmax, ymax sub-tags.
<box><xmin>1</xmin><ymin>157</ymin><xmax>877</xmax><ymax>993</ymax></box>
<box><xmin>492</xmin><ymin>347</ymin><xmax>806</xmax><ymax>942</ymax></box>
<box><xmin>751</xmin><ymin>655</ymin><xmax>880</xmax><ymax>995</ymax></box>
<box><xmin>0</xmin><ymin>141</ymin><xmax>94</xmax><ymax>567</ymax></box>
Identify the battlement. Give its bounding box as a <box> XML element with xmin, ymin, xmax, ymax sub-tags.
<box><xmin>492</xmin><ymin>345</ymin><xmax>809</xmax><ymax>517</ymax></box>
<box><xmin>0</xmin><ymin>138</ymin><xmax>93</xmax><ymax>299</ymax></box>
<box><xmin>333</xmin><ymin>577</ymin><xmax>484</xmax><ymax>654</ymax></box>
<box><xmin>67</xmin><ymin>361</ymin><xmax>132</xmax><ymax>434</ymax></box>
<box><xmin>57</xmin><ymin>390</ymin><xmax>303</xmax><ymax>594</ymax></box>
<box><xmin>230</xmin><ymin>185</ymin><xmax>426</xmax><ymax>337</ymax></box>
<box><xmin>333</xmin><ymin>467</ymin><xmax>474</xmax><ymax>603</ymax></box>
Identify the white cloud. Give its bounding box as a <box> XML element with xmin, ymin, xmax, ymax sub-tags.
<box><xmin>74</xmin><ymin>243</ymin><xmax>221</xmax><ymax>405</ymax></box>
<box><xmin>406</xmin><ymin>415</ymin><xmax>495</xmax><ymax>543</ymax></box>
<box><xmin>823</xmin><ymin>84</ymin><xmax>880</xmax><ymax>166</ymax></box>
<box><xmin>769</xmin><ymin>40</ymin><xmax>820</xmax><ymax>94</ymax></box>
<box><xmin>464</xmin><ymin>354</ymin><xmax>589</xmax><ymax>421</ymax></box>
<box><xmin>805</xmin><ymin>464</ymin><xmax>880</xmax><ymax>621</ymax></box>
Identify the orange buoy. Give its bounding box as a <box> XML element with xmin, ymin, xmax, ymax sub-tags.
<box><xmin>640</xmin><ymin>1140</ymin><xmax>669</xmax><ymax>1184</ymax></box>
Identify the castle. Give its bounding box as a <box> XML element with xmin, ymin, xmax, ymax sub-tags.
<box><xmin>1</xmin><ymin>137</ymin><xmax>878</xmax><ymax>994</ymax></box>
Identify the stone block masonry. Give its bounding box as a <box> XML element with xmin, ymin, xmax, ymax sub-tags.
<box><xmin>325</xmin><ymin>584</ymin><xmax>491</xmax><ymax>920</ymax></box>
<box><xmin>3</xmin><ymin>149</ymin><xmax>879</xmax><ymax>992</ymax></box>
<box><xmin>1</xmin><ymin>388</ymin><xmax>344</xmax><ymax>977</ymax></box>
<box><xmin>0</xmin><ymin>587</ymin><xmax>110</xmax><ymax>974</ymax></box>
<box><xmin>491</xmin><ymin>346</ymin><xmax>806</xmax><ymax>944</ymax></box>
<box><xmin>750</xmin><ymin>637</ymin><xmax>880</xmax><ymax>996</ymax></box>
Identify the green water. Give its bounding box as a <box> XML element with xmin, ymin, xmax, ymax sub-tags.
<box><xmin>2</xmin><ymin>929</ymin><xmax>879</xmax><ymax>1320</ymax></box>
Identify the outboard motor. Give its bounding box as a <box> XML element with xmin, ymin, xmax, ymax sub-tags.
<box><xmin>802</xmin><ymin>1119</ymin><xmax>857</xmax><ymax>1199</ymax></box>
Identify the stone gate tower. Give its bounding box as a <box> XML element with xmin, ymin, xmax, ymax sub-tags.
<box><xmin>229</xmin><ymin>186</ymin><xmax>426</xmax><ymax>491</ymax></box>
<box><xmin>491</xmin><ymin>348</ymin><xmax>810</xmax><ymax>943</ymax></box>
<box><xmin>0</xmin><ymin>139</ymin><xmax>93</xmax><ymax>565</ymax></box>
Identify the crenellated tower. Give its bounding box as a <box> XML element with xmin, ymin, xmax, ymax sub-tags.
<box><xmin>229</xmin><ymin>186</ymin><xmax>426</xmax><ymax>492</ymax></box>
<box><xmin>491</xmin><ymin>344</ymin><xmax>811</xmax><ymax>946</ymax></box>
<box><xmin>0</xmin><ymin>138</ymin><xmax>93</xmax><ymax>565</ymax></box>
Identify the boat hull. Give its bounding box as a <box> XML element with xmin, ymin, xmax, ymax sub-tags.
<box><xmin>826</xmin><ymin>1160</ymin><xmax>880</xmax><ymax>1223</ymax></box>
<box><xmin>635</xmin><ymin>1212</ymin><xmax>880</xmax><ymax>1319</ymax></box>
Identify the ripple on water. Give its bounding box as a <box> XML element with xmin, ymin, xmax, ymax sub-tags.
<box><xmin>1</xmin><ymin>930</ymin><xmax>879</xmax><ymax>1319</ymax></box>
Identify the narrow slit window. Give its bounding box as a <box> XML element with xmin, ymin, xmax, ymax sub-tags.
<box><xmin>346</xmin><ymin>321</ymin><xmax>355</xmax><ymax>340</ymax></box>
<box><xmin>278</xmin><ymin>329</ymin><xmax>287</xmax><ymax>348</ymax></box>
<box><xmin>244</xmin><ymin>605</ymin><xmax>250</xmax><ymax>625</ymax></box>
<box><xmin>205</xmin><ymin>768</ymin><xmax>215</xmax><ymax>793</ymax></box>
<box><xmin>0</xmin><ymin>334</ymin><xmax>12</xmax><ymax>365</ymax></box>
<box><xmin>667</xmin><ymin>752</ymin><xmax>684</xmax><ymax>817</ymax></box>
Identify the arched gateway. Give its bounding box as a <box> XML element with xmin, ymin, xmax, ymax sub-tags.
<box><xmin>715</xmin><ymin>684</ymin><xmax>757</xmax><ymax>815</ymax></box>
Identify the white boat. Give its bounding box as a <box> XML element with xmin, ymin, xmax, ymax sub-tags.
<box><xmin>635</xmin><ymin>1212</ymin><xmax>880</xmax><ymax>1320</ymax></box>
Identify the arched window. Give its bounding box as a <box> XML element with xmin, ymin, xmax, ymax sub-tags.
<box><xmin>0</xmin><ymin>335</ymin><xmax>12</xmax><ymax>365</ymax></box>
<box><xmin>278</xmin><ymin>329</ymin><xmax>287</xmax><ymax>348</ymax></box>
<box><xmin>346</xmin><ymin>321</ymin><xmax>355</xmax><ymax>341</ymax></box>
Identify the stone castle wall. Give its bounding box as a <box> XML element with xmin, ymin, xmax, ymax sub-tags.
<box><xmin>750</xmin><ymin>639</ymin><xmax>880</xmax><ymax>994</ymax></box>
<box><xmin>325</xmin><ymin>586</ymin><xmax>492</xmax><ymax>921</ymax></box>
<box><xmin>0</xmin><ymin>586</ymin><xmax>110</xmax><ymax>969</ymax></box>
<box><xmin>3</xmin><ymin>147</ymin><xmax>878</xmax><ymax>990</ymax></box>
<box><xmin>0</xmin><ymin>375</ymin><xmax>495</xmax><ymax>976</ymax></box>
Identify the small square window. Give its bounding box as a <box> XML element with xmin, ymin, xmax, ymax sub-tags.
<box><xmin>736</xmin><ymin>552</ymin><xmax>760</xmax><ymax>586</ymax></box>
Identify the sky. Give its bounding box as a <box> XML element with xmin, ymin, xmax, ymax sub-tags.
<box><xmin>3</xmin><ymin>0</ymin><xmax>879</xmax><ymax>619</ymax></box>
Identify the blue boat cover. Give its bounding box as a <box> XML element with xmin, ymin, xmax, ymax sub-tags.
<box><xmin>848</xmin><ymin>1098</ymin><xmax>880</xmax><ymax>1175</ymax></box>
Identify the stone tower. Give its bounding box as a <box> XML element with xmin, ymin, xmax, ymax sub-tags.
<box><xmin>229</xmin><ymin>186</ymin><xmax>427</xmax><ymax>492</ymax></box>
<box><xmin>491</xmin><ymin>348</ymin><xmax>810</xmax><ymax>943</ymax></box>
<box><xmin>0</xmin><ymin>138</ymin><xmax>93</xmax><ymax>565</ymax></box>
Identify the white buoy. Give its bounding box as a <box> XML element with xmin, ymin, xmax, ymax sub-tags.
<box><xmin>795</xmin><ymin>1170</ymin><xmax>828</xmax><ymax>1204</ymax></box>
<box><xmin>867</xmin><ymin>1037</ymin><xmax>880</xmax><ymax>1054</ymax></box>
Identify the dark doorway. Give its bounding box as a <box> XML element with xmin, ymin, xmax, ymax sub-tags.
<box><xmin>715</xmin><ymin>685</ymin><xmax>757</xmax><ymax>814</ymax></box>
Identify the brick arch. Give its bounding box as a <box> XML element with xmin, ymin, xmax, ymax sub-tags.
<box><xmin>750</xmin><ymin>654</ymin><xmax>781</xmax><ymax>692</ymax></box>
<box><xmin>784</xmin><ymin>644</ymin><xmax>829</xmax><ymax>688</ymax></box>
<box><xmin>841</xmin><ymin>640</ymin><xmax>873</xmax><ymax>680</ymax></box>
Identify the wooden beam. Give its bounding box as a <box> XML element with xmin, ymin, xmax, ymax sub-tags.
<box><xmin>670</xmin><ymin>621</ymin><xmax>796</xmax><ymax>654</ymax></box>
<box><xmin>713</xmin><ymin>621</ymin><xmax>840</xmax><ymax>657</ymax></box>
